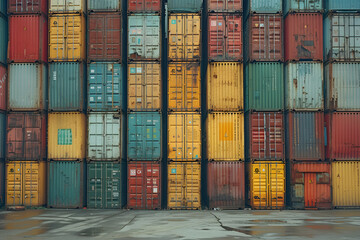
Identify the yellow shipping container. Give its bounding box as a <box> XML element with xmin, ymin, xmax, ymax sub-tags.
<box><xmin>168</xmin><ymin>113</ymin><xmax>201</xmax><ymax>161</ymax></box>
<box><xmin>168</xmin><ymin>13</ymin><xmax>201</xmax><ymax>61</ymax></box>
<box><xmin>168</xmin><ymin>62</ymin><xmax>201</xmax><ymax>111</ymax></box>
<box><xmin>250</xmin><ymin>161</ymin><xmax>285</xmax><ymax>210</ymax></box>
<box><xmin>168</xmin><ymin>162</ymin><xmax>201</xmax><ymax>210</ymax></box>
<box><xmin>332</xmin><ymin>161</ymin><xmax>360</xmax><ymax>208</ymax></box>
<box><xmin>207</xmin><ymin>112</ymin><xmax>244</xmax><ymax>161</ymax></box>
<box><xmin>128</xmin><ymin>62</ymin><xmax>161</xmax><ymax>111</ymax></box>
<box><xmin>207</xmin><ymin>62</ymin><xmax>244</xmax><ymax>111</ymax></box>
<box><xmin>48</xmin><ymin>112</ymin><xmax>86</xmax><ymax>160</ymax></box>
<box><xmin>49</xmin><ymin>14</ymin><xmax>86</xmax><ymax>61</ymax></box>
<box><xmin>49</xmin><ymin>0</ymin><xmax>86</xmax><ymax>14</ymax></box>
<box><xmin>6</xmin><ymin>161</ymin><xmax>46</xmax><ymax>207</ymax></box>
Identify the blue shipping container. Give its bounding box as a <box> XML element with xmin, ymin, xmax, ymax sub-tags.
<box><xmin>247</xmin><ymin>0</ymin><xmax>282</xmax><ymax>14</ymax></box>
<box><xmin>0</xmin><ymin>16</ymin><xmax>7</xmax><ymax>65</ymax></box>
<box><xmin>0</xmin><ymin>0</ymin><xmax>6</xmax><ymax>16</ymax></box>
<box><xmin>284</xmin><ymin>0</ymin><xmax>323</xmax><ymax>14</ymax></box>
<box><xmin>128</xmin><ymin>112</ymin><xmax>161</xmax><ymax>160</ymax></box>
<box><xmin>0</xmin><ymin>113</ymin><xmax>5</xmax><ymax>158</ymax></box>
<box><xmin>88</xmin><ymin>63</ymin><xmax>122</xmax><ymax>112</ymax></box>
<box><xmin>326</xmin><ymin>0</ymin><xmax>360</xmax><ymax>12</ymax></box>
<box><xmin>168</xmin><ymin>0</ymin><xmax>203</xmax><ymax>12</ymax></box>
<box><xmin>87</xmin><ymin>0</ymin><xmax>121</xmax><ymax>11</ymax></box>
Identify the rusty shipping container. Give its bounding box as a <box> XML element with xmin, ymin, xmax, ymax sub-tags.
<box><xmin>8</xmin><ymin>0</ymin><xmax>48</xmax><ymax>14</ymax></box>
<box><xmin>208</xmin><ymin>0</ymin><xmax>242</xmax><ymax>12</ymax></box>
<box><xmin>0</xmin><ymin>113</ymin><xmax>5</xmax><ymax>158</ymax></box>
<box><xmin>291</xmin><ymin>162</ymin><xmax>331</xmax><ymax>210</ymax></box>
<box><xmin>49</xmin><ymin>0</ymin><xmax>86</xmax><ymax>13</ymax></box>
<box><xmin>0</xmin><ymin>65</ymin><xmax>6</xmax><ymax>111</ymax></box>
<box><xmin>88</xmin><ymin>13</ymin><xmax>121</xmax><ymax>62</ymax></box>
<box><xmin>208</xmin><ymin>14</ymin><xmax>242</xmax><ymax>61</ymax></box>
<box><xmin>246</xmin><ymin>14</ymin><xmax>283</xmax><ymax>61</ymax></box>
<box><xmin>208</xmin><ymin>161</ymin><xmax>245</xmax><ymax>209</ymax></box>
<box><xmin>284</xmin><ymin>13</ymin><xmax>323</xmax><ymax>61</ymax></box>
<box><xmin>6</xmin><ymin>113</ymin><xmax>46</xmax><ymax>161</ymax></box>
<box><xmin>247</xmin><ymin>0</ymin><xmax>282</xmax><ymax>14</ymax></box>
<box><xmin>128</xmin><ymin>62</ymin><xmax>161</xmax><ymax>111</ymax></box>
<box><xmin>249</xmin><ymin>112</ymin><xmax>284</xmax><ymax>160</ymax></box>
<box><xmin>326</xmin><ymin>112</ymin><xmax>360</xmax><ymax>160</ymax></box>
<box><xmin>128</xmin><ymin>161</ymin><xmax>161</xmax><ymax>210</ymax></box>
<box><xmin>88</xmin><ymin>0</ymin><xmax>121</xmax><ymax>12</ymax></box>
<box><xmin>168</xmin><ymin>13</ymin><xmax>201</xmax><ymax>61</ymax></box>
<box><xmin>8</xmin><ymin>15</ymin><xmax>47</xmax><ymax>63</ymax></box>
<box><xmin>128</xmin><ymin>0</ymin><xmax>161</xmax><ymax>12</ymax></box>
<box><xmin>286</xmin><ymin>112</ymin><xmax>325</xmax><ymax>161</ymax></box>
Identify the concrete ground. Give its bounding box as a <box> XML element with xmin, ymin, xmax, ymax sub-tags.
<box><xmin>0</xmin><ymin>209</ymin><xmax>360</xmax><ymax>240</ymax></box>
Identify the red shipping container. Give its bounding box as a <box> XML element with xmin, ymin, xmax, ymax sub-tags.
<box><xmin>208</xmin><ymin>161</ymin><xmax>245</xmax><ymax>209</ymax></box>
<box><xmin>208</xmin><ymin>0</ymin><xmax>242</xmax><ymax>12</ymax></box>
<box><xmin>285</xmin><ymin>13</ymin><xmax>323</xmax><ymax>61</ymax></box>
<box><xmin>0</xmin><ymin>66</ymin><xmax>6</xmax><ymax>111</ymax></box>
<box><xmin>208</xmin><ymin>14</ymin><xmax>242</xmax><ymax>61</ymax></box>
<box><xmin>128</xmin><ymin>161</ymin><xmax>161</xmax><ymax>210</ymax></box>
<box><xmin>291</xmin><ymin>162</ymin><xmax>331</xmax><ymax>210</ymax></box>
<box><xmin>8</xmin><ymin>0</ymin><xmax>48</xmax><ymax>15</ymax></box>
<box><xmin>326</xmin><ymin>112</ymin><xmax>360</xmax><ymax>160</ymax></box>
<box><xmin>250</xmin><ymin>112</ymin><xmax>284</xmax><ymax>160</ymax></box>
<box><xmin>8</xmin><ymin>15</ymin><xmax>47</xmax><ymax>63</ymax></box>
<box><xmin>128</xmin><ymin>0</ymin><xmax>161</xmax><ymax>12</ymax></box>
<box><xmin>88</xmin><ymin>13</ymin><xmax>122</xmax><ymax>61</ymax></box>
<box><xmin>247</xmin><ymin>14</ymin><xmax>283</xmax><ymax>61</ymax></box>
<box><xmin>6</xmin><ymin>112</ymin><xmax>47</xmax><ymax>160</ymax></box>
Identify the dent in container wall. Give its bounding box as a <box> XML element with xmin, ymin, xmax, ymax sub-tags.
<box><xmin>88</xmin><ymin>0</ymin><xmax>121</xmax><ymax>12</ymax></box>
<box><xmin>6</xmin><ymin>113</ymin><xmax>47</xmax><ymax>160</ymax></box>
<box><xmin>284</xmin><ymin>13</ymin><xmax>323</xmax><ymax>61</ymax></box>
<box><xmin>0</xmin><ymin>113</ymin><xmax>5</xmax><ymax>159</ymax></box>
<box><xmin>246</xmin><ymin>14</ymin><xmax>283</xmax><ymax>62</ymax></box>
<box><xmin>208</xmin><ymin>14</ymin><xmax>242</xmax><ymax>61</ymax></box>
<box><xmin>326</xmin><ymin>0</ymin><xmax>360</xmax><ymax>12</ymax></box>
<box><xmin>207</xmin><ymin>0</ymin><xmax>243</xmax><ymax>12</ymax></box>
<box><xmin>0</xmin><ymin>66</ymin><xmax>6</xmax><ymax>111</ymax></box>
<box><xmin>283</xmin><ymin>0</ymin><xmax>323</xmax><ymax>14</ymax></box>
<box><xmin>128</xmin><ymin>0</ymin><xmax>161</xmax><ymax>13</ymax></box>
<box><xmin>49</xmin><ymin>0</ymin><xmax>86</xmax><ymax>13</ymax></box>
<box><xmin>247</xmin><ymin>0</ymin><xmax>282</xmax><ymax>14</ymax></box>
<box><xmin>0</xmin><ymin>16</ymin><xmax>7</xmax><ymax>65</ymax></box>
<box><xmin>7</xmin><ymin>0</ymin><xmax>48</xmax><ymax>14</ymax></box>
<box><xmin>167</xmin><ymin>0</ymin><xmax>203</xmax><ymax>13</ymax></box>
<box><xmin>290</xmin><ymin>162</ymin><xmax>331</xmax><ymax>210</ymax></box>
<box><xmin>128</xmin><ymin>161</ymin><xmax>161</xmax><ymax>210</ymax></box>
<box><xmin>88</xmin><ymin>63</ymin><xmax>122</xmax><ymax>112</ymax></box>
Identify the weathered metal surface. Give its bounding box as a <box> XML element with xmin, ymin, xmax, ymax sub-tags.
<box><xmin>128</xmin><ymin>0</ymin><xmax>161</xmax><ymax>12</ymax></box>
<box><xmin>208</xmin><ymin>0</ymin><xmax>242</xmax><ymax>12</ymax></box>
<box><xmin>326</xmin><ymin>0</ymin><xmax>360</xmax><ymax>12</ymax></box>
<box><xmin>0</xmin><ymin>113</ymin><xmax>5</xmax><ymax>159</ymax></box>
<box><xmin>284</xmin><ymin>0</ymin><xmax>323</xmax><ymax>14</ymax></box>
<box><xmin>168</xmin><ymin>0</ymin><xmax>203</xmax><ymax>12</ymax></box>
<box><xmin>8</xmin><ymin>0</ymin><xmax>48</xmax><ymax>14</ymax></box>
<box><xmin>88</xmin><ymin>0</ymin><xmax>121</xmax><ymax>11</ymax></box>
<box><xmin>49</xmin><ymin>0</ymin><xmax>86</xmax><ymax>13</ymax></box>
<box><xmin>0</xmin><ymin>65</ymin><xmax>6</xmax><ymax>111</ymax></box>
<box><xmin>0</xmin><ymin>16</ymin><xmax>7</xmax><ymax>65</ymax></box>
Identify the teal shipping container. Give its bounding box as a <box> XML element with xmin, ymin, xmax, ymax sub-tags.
<box><xmin>87</xmin><ymin>162</ymin><xmax>123</xmax><ymax>209</ymax></box>
<box><xmin>168</xmin><ymin>0</ymin><xmax>203</xmax><ymax>12</ymax></box>
<box><xmin>49</xmin><ymin>62</ymin><xmax>86</xmax><ymax>111</ymax></box>
<box><xmin>246</xmin><ymin>62</ymin><xmax>284</xmax><ymax>111</ymax></box>
<box><xmin>87</xmin><ymin>0</ymin><xmax>121</xmax><ymax>11</ymax></box>
<box><xmin>88</xmin><ymin>63</ymin><xmax>122</xmax><ymax>112</ymax></box>
<box><xmin>0</xmin><ymin>16</ymin><xmax>7</xmax><ymax>66</ymax></box>
<box><xmin>0</xmin><ymin>113</ymin><xmax>5</xmax><ymax>159</ymax></box>
<box><xmin>48</xmin><ymin>161</ymin><xmax>86</xmax><ymax>208</ymax></box>
<box><xmin>247</xmin><ymin>0</ymin><xmax>282</xmax><ymax>14</ymax></box>
<box><xmin>0</xmin><ymin>0</ymin><xmax>6</xmax><ymax>16</ymax></box>
<box><xmin>284</xmin><ymin>0</ymin><xmax>323</xmax><ymax>14</ymax></box>
<box><xmin>326</xmin><ymin>0</ymin><xmax>360</xmax><ymax>12</ymax></box>
<box><xmin>128</xmin><ymin>112</ymin><xmax>161</xmax><ymax>160</ymax></box>
<box><xmin>88</xmin><ymin>113</ymin><xmax>121</xmax><ymax>161</ymax></box>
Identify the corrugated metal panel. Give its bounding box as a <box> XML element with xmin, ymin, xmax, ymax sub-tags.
<box><xmin>88</xmin><ymin>13</ymin><xmax>121</xmax><ymax>61</ymax></box>
<box><xmin>49</xmin><ymin>62</ymin><xmax>86</xmax><ymax>111</ymax></box>
<box><xmin>291</xmin><ymin>162</ymin><xmax>331</xmax><ymax>209</ymax></box>
<box><xmin>88</xmin><ymin>0</ymin><xmax>121</xmax><ymax>11</ymax></box>
<box><xmin>128</xmin><ymin>113</ymin><xmax>161</xmax><ymax>160</ymax></box>
<box><xmin>246</xmin><ymin>62</ymin><xmax>284</xmax><ymax>111</ymax></box>
<box><xmin>207</xmin><ymin>112</ymin><xmax>244</xmax><ymax>161</ymax></box>
<box><xmin>208</xmin><ymin>161</ymin><xmax>245</xmax><ymax>209</ymax></box>
<box><xmin>87</xmin><ymin>162</ymin><xmax>122</xmax><ymax>209</ymax></box>
<box><xmin>324</xmin><ymin>14</ymin><xmax>360</xmax><ymax>62</ymax></box>
<box><xmin>326</xmin><ymin>0</ymin><xmax>360</xmax><ymax>12</ymax></box>
<box><xmin>207</xmin><ymin>62</ymin><xmax>243</xmax><ymax>111</ymax></box>
<box><xmin>285</xmin><ymin>62</ymin><xmax>324</xmax><ymax>110</ymax></box>
<box><xmin>168</xmin><ymin>62</ymin><xmax>201</xmax><ymax>111</ymax></box>
<box><xmin>49</xmin><ymin>14</ymin><xmax>86</xmax><ymax>61</ymax></box>
<box><xmin>0</xmin><ymin>66</ymin><xmax>6</xmax><ymax>111</ymax></box>
<box><xmin>128</xmin><ymin>161</ymin><xmax>161</xmax><ymax>210</ymax></box>
<box><xmin>168</xmin><ymin>162</ymin><xmax>201</xmax><ymax>210</ymax></box>
<box><xmin>128</xmin><ymin>62</ymin><xmax>161</xmax><ymax>111</ymax></box>
<box><xmin>168</xmin><ymin>113</ymin><xmax>201</xmax><ymax>161</ymax></box>
<box><xmin>248</xmin><ymin>0</ymin><xmax>282</xmax><ymax>13</ymax></box>
<box><xmin>8</xmin><ymin>63</ymin><xmax>47</xmax><ymax>111</ymax></box>
<box><xmin>8</xmin><ymin>0</ymin><xmax>48</xmax><ymax>14</ymax></box>
<box><xmin>332</xmin><ymin>161</ymin><xmax>360</xmax><ymax>208</ymax></box>
<box><xmin>208</xmin><ymin>0</ymin><xmax>242</xmax><ymax>12</ymax></box>
<box><xmin>48</xmin><ymin>113</ymin><xmax>86</xmax><ymax>160</ymax></box>
<box><xmin>168</xmin><ymin>14</ymin><xmax>201</xmax><ymax>61</ymax></box>
<box><xmin>325</xmin><ymin>63</ymin><xmax>360</xmax><ymax>111</ymax></box>
<box><xmin>326</xmin><ymin>112</ymin><xmax>360</xmax><ymax>160</ymax></box>
<box><xmin>284</xmin><ymin>13</ymin><xmax>323</xmax><ymax>61</ymax></box>
<box><xmin>0</xmin><ymin>113</ymin><xmax>5</xmax><ymax>159</ymax></box>
<box><xmin>48</xmin><ymin>161</ymin><xmax>85</xmax><ymax>208</ymax></box>
<box><xmin>88</xmin><ymin>63</ymin><xmax>122</xmax><ymax>112</ymax></box>
<box><xmin>246</xmin><ymin>14</ymin><xmax>283</xmax><ymax>62</ymax></box>
<box><xmin>0</xmin><ymin>160</ymin><xmax>4</xmax><ymax>206</ymax></box>
<box><xmin>168</xmin><ymin>0</ymin><xmax>203</xmax><ymax>12</ymax></box>
<box><xmin>0</xmin><ymin>16</ymin><xmax>7</xmax><ymax>65</ymax></box>
<box><xmin>284</xmin><ymin>0</ymin><xmax>323</xmax><ymax>14</ymax></box>
<box><xmin>6</xmin><ymin>113</ymin><xmax>47</xmax><ymax>160</ymax></box>
<box><xmin>88</xmin><ymin>113</ymin><xmax>121</xmax><ymax>160</ymax></box>
<box><xmin>6</xmin><ymin>161</ymin><xmax>46</xmax><ymax>207</ymax></box>
<box><xmin>250</xmin><ymin>161</ymin><xmax>285</xmax><ymax>210</ymax></box>
<box><xmin>0</xmin><ymin>1</ymin><xmax>6</xmax><ymax>15</ymax></box>
<box><xmin>287</xmin><ymin>112</ymin><xmax>325</xmax><ymax>160</ymax></box>
<box><xmin>128</xmin><ymin>0</ymin><xmax>161</xmax><ymax>12</ymax></box>
<box><xmin>249</xmin><ymin>112</ymin><xmax>284</xmax><ymax>160</ymax></box>
<box><xmin>128</xmin><ymin>14</ymin><xmax>161</xmax><ymax>60</ymax></box>
<box><xmin>49</xmin><ymin>0</ymin><xmax>86</xmax><ymax>13</ymax></box>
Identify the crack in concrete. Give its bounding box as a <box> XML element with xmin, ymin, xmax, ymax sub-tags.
<box><xmin>117</xmin><ymin>214</ymin><xmax>137</xmax><ymax>232</ymax></box>
<box><xmin>209</xmin><ymin>212</ymin><xmax>253</xmax><ymax>238</ymax></box>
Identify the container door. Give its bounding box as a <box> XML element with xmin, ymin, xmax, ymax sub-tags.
<box><xmin>105</xmin><ymin>64</ymin><xmax>122</xmax><ymax>109</ymax></box>
<box><xmin>23</xmin><ymin>163</ymin><xmax>40</xmax><ymax>206</ymax></box>
<box><xmin>304</xmin><ymin>173</ymin><xmax>317</xmax><ymax>208</ymax></box>
<box><xmin>184</xmin><ymin>163</ymin><xmax>201</xmax><ymax>209</ymax></box>
<box><xmin>6</xmin><ymin>162</ymin><xmax>23</xmax><ymax>205</ymax></box>
<box><xmin>87</xmin><ymin>163</ymin><xmax>103</xmax><ymax>208</ymax></box>
<box><xmin>168</xmin><ymin>164</ymin><xmax>186</xmax><ymax>208</ymax></box>
<box><xmin>66</xmin><ymin>15</ymin><xmax>82</xmax><ymax>60</ymax></box>
<box><xmin>104</xmin><ymin>15</ymin><xmax>121</xmax><ymax>60</ymax></box>
<box><xmin>226</xmin><ymin>15</ymin><xmax>242</xmax><ymax>60</ymax></box>
<box><xmin>103</xmin><ymin>163</ymin><xmax>121</xmax><ymax>209</ymax></box>
<box><xmin>128</xmin><ymin>164</ymin><xmax>145</xmax><ymax>208</ymax></box>
<box><xmin>49</xmin><ymin>16</ymin><xmax>66</xmax><ymax>59</ymax></box>
<box><xmin>268</xmin><ymin>163</ymin><xmax>285</xmax><ymax>209</ymax></box>
<box><xmin>251</xmin><ymin>163</ymin><xmax>268</xmax><ymax>208</ymax></box>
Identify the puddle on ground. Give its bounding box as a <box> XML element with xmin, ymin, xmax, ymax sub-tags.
<box><xmin>250</xmin><ymin>219</ymin><xmax>285</xmax><ymax>224</ymax></box>
<box><xmin>3</xmin><ymin>220</ymin><xmax>43</xmax><ymax>230</ymax></box>
<box><xmin>78</xmin><ymin>227</ymin><xmax>103</xmax><ymax>237</ymax></box>
<box><xmin>2</xmin><ymin>210</ymin><xmax>45</xmax><ymax>221</ymax></box>
<box><xmin>17</xmin><ymin>227</ymin><xmax>47</xmax><ymax>237</ymax></box>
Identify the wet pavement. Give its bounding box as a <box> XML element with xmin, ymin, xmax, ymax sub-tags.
<box><xmin>0</xmin><ymin>209</ymin><xmax>360</xmax><ymax>239</ymax></box>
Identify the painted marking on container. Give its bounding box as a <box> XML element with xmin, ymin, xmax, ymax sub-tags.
<box><xmin>171</xmin><ymin>20</ymin><xmax>176</xmax><ymax>24</ymax></box>
<box><xmin>136</xmin><ymin>68</ymin><xmax>142</xmax><ymax>73</ymax></box>
<box><xmin>130</xmin><ymin>68</ymin><xmax>136</xmax><ymax>73</ymax></box>
<box><xmin>58</xmin><ymin>129</ymin><xmax>72</xmax><ymax>145</ymax></box>
<box><xmin>211</xmin><ymin>21</ymin><xmax>217</xmax><ymax>27</ymax></box>
<box><xmin>130</xmin><ymin>169</ymin><xmax>136</xmax><ymax>176</ymax></box>
<box><xmin>171</xmin><ymin>168</ymin><xmax>176</xmax><ymax>174</ymax></box>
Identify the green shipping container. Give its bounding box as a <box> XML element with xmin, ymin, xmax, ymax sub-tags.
<box><xmin>87</xmin><ymin>162</ymin><xmax>123</xmax><ymax>209</ymax></box>
<box><xmin>246</xmin><ymin>62</ymin><xmax>284</xmax><ymax>111</ymax></box>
